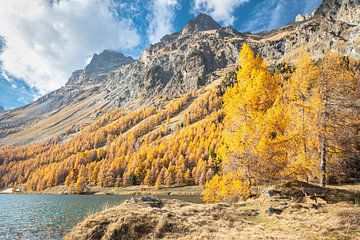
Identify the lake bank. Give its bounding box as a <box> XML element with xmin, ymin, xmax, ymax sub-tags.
<box><xmin>1</xmin><ymin>185</ymin><xmax>203</xmax><ymax>196</ymax></box>
<box><xmin>65</xmin><ymin>181</ymin><xmax>360</xmax><ymax>240</ymax></box>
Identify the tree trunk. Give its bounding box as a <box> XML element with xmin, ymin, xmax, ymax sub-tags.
<box><xmin>302</xmin><ymin>107</ymin><xmax>307</xmax><ymax>159</ymax></box>
<box><xmin>320</xmin><ymin>135</ymin><xmax>327</xmax><ymax>187</ymax></box>
<box><xmin>320</xmin><ymin>73</ymin><xmax>328</xmax><ymax>188</ymax></box>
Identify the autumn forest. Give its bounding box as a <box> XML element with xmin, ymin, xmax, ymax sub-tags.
<box><xmin>0</xmin><ymin>44</ymin><xmax>359</xmax><ymax>202</ymax></box>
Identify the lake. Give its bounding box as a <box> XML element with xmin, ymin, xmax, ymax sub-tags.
<box><xmin>0</xmin><ymin>194</ymin><xmax>201</xmax><ymax>240</ymax></box>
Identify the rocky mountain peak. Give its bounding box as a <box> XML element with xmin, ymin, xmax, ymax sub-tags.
<box><xmin>66</xmin><ymin>50</ymin><xmax>135</xmax><ymax>86</ymax></box>
<box><xmin>182</xmin><ymin>13</ymin><xmax>220</xmax><ymax>35</ymax></box>
<box><xmin>85</xmin><ymin>50</ymin><xmax>134</xmax><ymax>75</ymax></box>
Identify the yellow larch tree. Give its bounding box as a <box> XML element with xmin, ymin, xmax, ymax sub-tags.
<box><xmin>203</xmin><ymin>44</ymin><xmax>287</xmax><ymax>202</ymax></box>
<box><xmin>285</xmin><ymin>51</ymin><xmax>322</xmax><ymax>181</ymax></box>
<box><xmin>218</xmin><ymin>44</ymin><xmax>282</xmax><ymax>181</ymax></box>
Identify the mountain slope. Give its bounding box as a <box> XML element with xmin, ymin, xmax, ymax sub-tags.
<box><xmin>0</xmin><ymin>0</ymin><xmax>359</xmax><ymax>146</ymax></box>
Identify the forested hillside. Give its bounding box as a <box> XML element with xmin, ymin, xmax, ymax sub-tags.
<box><xmin>0</xmin><ymin>44</ymin><xmax>358</xmax><ymax>200</ymax></box>
<box><xmin>0</xmin><ymin>80</ymin><xmax>224</xmax><ymax>193</ymax></box>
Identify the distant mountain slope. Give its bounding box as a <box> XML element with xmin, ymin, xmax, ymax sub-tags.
<box><xmin>0</xmin><ymin>0</ymin><xmax>358</xmax><ymax>146</ymax></box>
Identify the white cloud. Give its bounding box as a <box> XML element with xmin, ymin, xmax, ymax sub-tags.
<box><xmin>0</xmin><ymin>0</ymin><xmax>140</xmax><ymax>94</ymax></box>
<box><xmin>193</xmin><ymin>0</ymin><xmax>249</xmax><ymax>25</ymax></box>
<box><xmin>147</xmin><ymin>0</ymin><xmax>178</xmax><ymax>43</ymax></box>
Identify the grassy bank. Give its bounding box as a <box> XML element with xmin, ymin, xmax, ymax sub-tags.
<box><xmin>64</xmin><ymin>181</ymin><xmax>360</xmax><ymax>240</ymax></box>
<box><xmin>26</xmin><ymin>185</ymin><xmax>203</xmax><ymax>196</ymax></box>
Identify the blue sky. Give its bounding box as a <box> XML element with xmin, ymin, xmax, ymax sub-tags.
<box><xmin>0</xmin><ymin>0</ymin><xmax>322</xmax><ymax>110</ymax></box>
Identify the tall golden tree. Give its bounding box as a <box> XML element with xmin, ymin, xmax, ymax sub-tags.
<box><xmin>204</xmin><ymin>44</ymin><xmax>289</xmax><ymax>203</ymax></box>
<box><xmin>218</xmin><ymin>43</ymin><xmax>284</xmax><ymax>182</ymax></box>
<box><xmin>285</xmin><ymin>51</ymin><xmax>322</xmax><ymax>181</ymax></box>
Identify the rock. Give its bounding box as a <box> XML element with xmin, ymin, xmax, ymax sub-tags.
<box><xmin>295</xmin><ymin>14</ymin><xmax>306</xmax><ymax>22</ymax></box>
<box><xmin>266</xmin><ymin>207</ymin><xmax>284</xmax><ymax>215</ymax></box>
<box><xmin>0</xmin><ymin>106</ymin><xmax>4</xmax><ymax>112</ymax></box>
<box><xmin>127</xmin><ymin>196</ymin><xmax>164</xmax><ymax>208</ymax></box>
<box><xmin>295</xmin><ymin>10</ymin><xmax>315</xmax><ymax>22</ymax></box>
<box><xmin>262</xmin><ymin>189</ymin><xmax>281</xmax><ymax>197</ymax></box>
<box><xmin>139</xmin><ymin>196</ymin><xmax>160</xmax><ymax>202</ymax></box>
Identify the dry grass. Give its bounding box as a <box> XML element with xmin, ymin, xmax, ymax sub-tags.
<box><xmin>65</xmin><ymin>181</ymin><xmax>360</xmax><ymax>240</ymax></box>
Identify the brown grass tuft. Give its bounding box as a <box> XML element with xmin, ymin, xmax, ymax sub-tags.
<box><xmin>337</xmin><ymin>209</ymin><xmax>360</xmax><ymax>227</ymax></box>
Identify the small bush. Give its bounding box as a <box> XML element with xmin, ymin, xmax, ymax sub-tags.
<box><xmin>202</xmin><ymin>172</ymin><xmax>252</xmax><ymax>203</ymax></box>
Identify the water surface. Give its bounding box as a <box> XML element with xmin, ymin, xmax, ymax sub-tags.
<box><xmin>0</xmin><ymin>194</ymin><xmax>201</xmax><ymax>240</ymax></box>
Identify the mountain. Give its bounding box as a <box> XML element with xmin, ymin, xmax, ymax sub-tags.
<box><xmin>181</xmin><ymin>13</ymin><xmax>221</xmax><ymax>35</ymax></box>
<box><xmin>0</xmin><ymin>0</ymin><xmax>358</xmax><ymax>146</ymax></box>
<box><xmin>67</xmin><ymin>50</ymin><xmax>135</xmax><ymax>86</ymax></box>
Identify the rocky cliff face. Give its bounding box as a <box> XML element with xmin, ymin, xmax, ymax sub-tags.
<box><xmin>0</xmin><ymin>0</ymin><xmax>359</xmax><ymax>146</ymax></box>
<box><xmin>315</xmin><ymin>0</ymin><xmax>360</xmax><ymax>24</ymax></box>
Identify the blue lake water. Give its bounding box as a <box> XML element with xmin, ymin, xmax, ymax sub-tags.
<box><xmin>0</xmin><ymin>194</ymin><xmax>201</xmax><ymax>240</ymax></box>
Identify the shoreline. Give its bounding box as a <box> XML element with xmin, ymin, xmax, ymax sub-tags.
<box><xmin>64</xmin><ymin>181</ymin><xmax>360</xmax><ymax>240</ymax></box>
<box><xmin>0</xmin><ymin>185</ymin><xmax>203</xmax><ymax>196</ymax></box>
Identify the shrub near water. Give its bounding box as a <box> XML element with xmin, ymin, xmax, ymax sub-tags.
<box><xmin>202</xmin><ymin>172</ymin><xmax>251</xmax><ymax>203</ymax></box>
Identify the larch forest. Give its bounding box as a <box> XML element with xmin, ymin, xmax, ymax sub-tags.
<box><xmin>1</xmin><ymin>44</ymin><xmax>358</xmax><ymax>200</ymax></box>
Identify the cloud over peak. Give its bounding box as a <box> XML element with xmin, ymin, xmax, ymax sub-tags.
<box><xmin>0</xmin><ymin>0</ymin><xmax>140</xmax><ymax>93</ymax></box>
<box><xmin>193</xmin><ymin>0</ymin><xmax>249</xmax><ymax>25</ymax></box>
<box><xmin>147</xmin><ymin>0</ymin><xmax>179</xmax><ymax>44</ymax></box>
